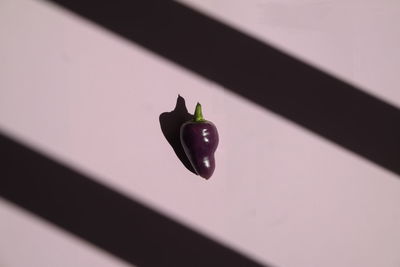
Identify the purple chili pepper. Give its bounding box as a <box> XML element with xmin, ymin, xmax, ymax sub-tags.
<box><xmin>180</xmin><ymin>103</ymin><xmax>219</xmax><ymax>179</ymax></box>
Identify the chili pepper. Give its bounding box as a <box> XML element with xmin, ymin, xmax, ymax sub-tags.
<box><xmin>180</xmin><ymin>103</ymin><xmax>219</xmax><ymax>179</ymax></box>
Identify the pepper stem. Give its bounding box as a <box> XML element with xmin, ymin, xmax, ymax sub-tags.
<box><xmin>194</xmin><ymin>102</ymin><xmax>205</xmax><ymax>122</ymax></box>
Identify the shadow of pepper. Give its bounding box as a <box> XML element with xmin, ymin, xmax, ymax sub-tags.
<box><xmin>159</xmin><ymin>95</ymin><xmax>196</xmax><ymax>174</ymax></box>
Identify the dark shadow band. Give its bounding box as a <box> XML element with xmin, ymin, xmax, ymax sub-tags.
<box><xmin>0</xmin><ymin>133</ymin><xmax>267</xmax><ymax>267</ymax></box>
<box><xmin>46</xmin><ymin>0</ymin><xmax>400</xmax><ymax>176</ymax></box>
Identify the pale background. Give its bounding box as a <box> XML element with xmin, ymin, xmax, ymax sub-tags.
<box><xmin>1</xmin><ymin>0</ymin><xmax>400</xmax><ymax>266</ymax></box>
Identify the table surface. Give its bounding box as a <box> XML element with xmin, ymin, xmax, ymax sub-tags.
<box><xmin>1</xmin><ymin>0</ymin><xmax>400</xmax><ymax>266</ymax></box>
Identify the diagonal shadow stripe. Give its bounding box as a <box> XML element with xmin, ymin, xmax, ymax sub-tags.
<box><xmin>45</xmin><ymin>0</ymin><xmax>400</xmax><ymax>176</ymax></box>
<box><xmin>0</xmin><ymin>133</ymin><xmax>268</xmax><ymax>267</ymax></box>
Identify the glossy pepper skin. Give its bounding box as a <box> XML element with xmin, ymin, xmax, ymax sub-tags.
<box><xmin>180</xmin><ymin>103</ymin><xmax>219</xmax><ymax>179</ymax></box>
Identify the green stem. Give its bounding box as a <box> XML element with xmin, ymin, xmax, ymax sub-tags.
<box><xmin>194</xmin><ymin>102</ymin><xmax>205</xmax><ymax>122</ymax></box>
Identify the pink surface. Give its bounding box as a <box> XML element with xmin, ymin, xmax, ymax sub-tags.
<box><xmin>1</xmin><ymin>0</ymin><xmax>400</xmax><ymax>266</ymax></box>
